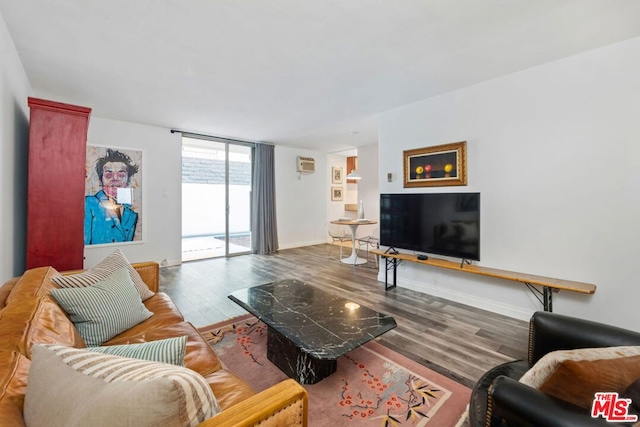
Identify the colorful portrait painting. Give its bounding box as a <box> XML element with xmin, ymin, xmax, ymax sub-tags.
<box><xmin>84</xmin><ymin>146</ymin><xmax>143</xmax><ymax>245</ymax></box>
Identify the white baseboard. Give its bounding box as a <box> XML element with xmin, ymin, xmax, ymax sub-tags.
<box><xmin>377</xmin><ymin>272</ymin><xmax>533</xmax><ymax>321</ymax></box>
<box><xmin>160</xmin><ymin>258</ymin><xmax>182</xmax><ymax>267</ymax></box>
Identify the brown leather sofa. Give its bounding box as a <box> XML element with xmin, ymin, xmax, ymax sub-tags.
<box><xmin>0</xmin><ymin>262</ymin><xmax>308</xmax><ymax>427</ymax></box>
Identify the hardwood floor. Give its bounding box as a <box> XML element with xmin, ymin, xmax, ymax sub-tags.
<box><xmin>159</xmin><ymin>244</ymin><xmax>529</xmax><ymax>388</ymax></box>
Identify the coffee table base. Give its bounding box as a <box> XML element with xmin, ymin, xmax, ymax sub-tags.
<box><xmin>266</xmin><ymin>326</ymin><xmax>337</xmax><ymax>384</ymax></box>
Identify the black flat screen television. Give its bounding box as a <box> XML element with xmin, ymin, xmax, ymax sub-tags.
<box><xmin>380</xmin><ymin>192</ymin><xmax>480</xmax><ymax>261</ymax></box>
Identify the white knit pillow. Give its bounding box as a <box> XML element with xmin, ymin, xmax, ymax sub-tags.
<box><xmin>24</xmin><ymin>344</ymin><xmax>220</xmax><ymax>427</ymax></box>
<box><xmin>52</xmin><ymin>248</ymin><xmax>154</xmax><ymax>301</ymax></box>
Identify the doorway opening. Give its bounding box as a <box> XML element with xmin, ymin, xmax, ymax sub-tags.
<box><xmin>182</xmin><ymin>136</ymin><xmax>253</xmax><ymax>261</ymax></box>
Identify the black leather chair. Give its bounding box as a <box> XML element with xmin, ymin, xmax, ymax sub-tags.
<box><xmin>469</xmin><ymin>311</ymin><xmax>640</xmax><ymax>427</ymax></box>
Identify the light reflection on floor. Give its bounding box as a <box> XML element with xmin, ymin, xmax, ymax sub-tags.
<box><xmin>182</xmin><ymin>235</ymin><xmax>250</xmax><ymax>261</ymax></box>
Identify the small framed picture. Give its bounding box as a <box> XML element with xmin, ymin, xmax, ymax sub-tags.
<box><xmin>331</xmin><ymin>186</ymin><xmax>343</xmax><ymax>201</ymax></box>
<box><xmin>403</xmin><ymin>141</ymin><xmax>467</xmax><ymax>187</ymax></box>
<box><xmin>332</xmin><ymin>166</ymin><xmax>343</xmax><ymax>184</ymax></box>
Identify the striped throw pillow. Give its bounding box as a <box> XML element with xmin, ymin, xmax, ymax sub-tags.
<box><xmin>87</xmin><ymin>336</ymin><xmax>188</xmax><ymax>366</ymax></box>
<box><xmin>51</xmin><ymin>268</ymin><xmax>153</xmax><ymax>346</ymax></box>
<box><xmin>52</xmin><ymin>248</ymin><xmax>154</xmax><ymax>301</ymax></box>
<box><xmin>25</xmin><ymin>344</ymin><xmax>220</xmax><ymax>427</ymax></box>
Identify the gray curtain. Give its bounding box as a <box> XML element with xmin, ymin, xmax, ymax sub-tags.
<box><xmin>251</xmin><ymin>143</ymin><xmax>279</xmax><ymax>254</ymax></box>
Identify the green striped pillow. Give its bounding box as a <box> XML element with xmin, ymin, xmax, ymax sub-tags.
<box><xmin>51</xmin><ymin>268</ymin><xmax>153</xmax><ymax>346</ymax></box>
<box><xmin>25</xmin><ymin>344</ymin><xmax>220</xmax><ymax>427</ymax></box>
<box><xmin>87</xmin><ymin>336</ymin><xmax>187</xmax><ymax>366</ymax></box>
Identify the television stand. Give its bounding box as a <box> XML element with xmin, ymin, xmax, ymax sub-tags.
<box><xmin>384</xmin><ymin>247</ymin><xmax>399</xmax><ymax>255</ymax></box>
<box><xmin>371</xmin><ymin>249</ymin><xmax>596</xmax><ymax>312</ymax></box>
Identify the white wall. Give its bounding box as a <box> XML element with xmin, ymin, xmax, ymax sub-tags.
<box><xmin>325</xmin><ymin>148</ymin><xmax>380</xmax><ymax>242</ymax></box>
<box><xmin>28</xmin><ymin>115</ymin><xmax>341</xmax><ymax>267</ymax></box>
<box><xmin>356</xmin><ymin>144</ymin><xmax>380</xmax><ymax>238</ymax></box>
<box><xmin>378</xmin><ymin>36</ymin><xmax>640</xmax><ymax>330</ymax></box>
<box><xmin>327</xmin><ymin>154</ymin><xmax>349</xmax><ymax>225</ymax></box>
<box><xmin>85</xmin><ymin>130</ymin><xmax>328</xmax><ymax>263</ymax></box>
<box><xmin>0</xmin><ymin>12</ymin><xmax>31</xmax><ymax>281</ymax></box>
<box><xmin>275</xmin><ymin>146</ymin><xmax>327</xmax><ymax>248</ymax></box>
<box><xmin>83</xmin><ymin>117</ymin><xmax>183</xmax><ymax>267</ymax></box>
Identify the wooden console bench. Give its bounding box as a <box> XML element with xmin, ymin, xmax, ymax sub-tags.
<box><xmin>371</xmin><ymin>249</ymin><xmax>596</xmax><ymax>312</ymax></box>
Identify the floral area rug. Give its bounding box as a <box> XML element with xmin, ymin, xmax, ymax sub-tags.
<box><xmin>199</xmin><ymin>315</ymin><xmax>470</xmax><ymax>427</ymax></box>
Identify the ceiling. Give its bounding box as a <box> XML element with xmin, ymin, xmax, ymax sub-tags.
<box><xmin>2</xmin><ymin>1</ymin><xmax>640</xmax><ymax>152</ymax></box>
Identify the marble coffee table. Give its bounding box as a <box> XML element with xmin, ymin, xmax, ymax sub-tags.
<box><xmin>228</xmin><ymin>279</ymin><xmax>397</xmax><ymax>384</ymax></box>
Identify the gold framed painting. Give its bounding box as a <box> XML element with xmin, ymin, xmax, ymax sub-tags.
<box><xmin>331</xmin><ymin>186</ymin><xmax>343</xmax><ymax>201</ymax></box>
<box><xmin>403</xmin><ymin>141</ymin><xmax>467</xmax><ymax>188</ymax></box>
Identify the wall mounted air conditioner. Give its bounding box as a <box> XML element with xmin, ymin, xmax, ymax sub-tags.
<box><xmin>296</xmin><ymin>156</ymin><xmax>315</xmax><ymax>173</ymax></box>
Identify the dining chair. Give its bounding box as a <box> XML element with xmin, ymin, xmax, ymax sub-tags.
<box><xmin>326</xmin><ymin>223</ymin><xmax>352</xmax><ymax>260</ymax></box>
<box><xmin>357</xmin><ymin>227</ymin><xmax>379</xmax><ymax>266</ymax></box>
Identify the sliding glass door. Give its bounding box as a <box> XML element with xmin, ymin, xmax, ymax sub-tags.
<box><xmin>182</xmin><ymin>136</ymin><xmax>252</xmax><ymax>261</ymax></box>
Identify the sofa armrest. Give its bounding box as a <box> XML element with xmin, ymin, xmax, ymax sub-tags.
<box><xmin>61</xmin><ymin>262</ymin><xmax>160</xmax><ymax>293</ymax></box>
<box><xmin>130</xmin><ymin>262</ymin><xmax>159</xmax><ymax>293</ymax></box>
<box><xmin>488</xmin><ymin>376</ymin><xmax>616</xmax><ymax>427</ymax></box>
<box><xmin>0</xmin><ymin>277</ymin><xmax>20</xmax><ymax>308</ymax></box>
<box><xmin>197</xmin><ymin>379</ymin><xmax>308</xmax><ymax>427</ymax></box>
<box><xmin>529</xmin><ymin>311</ymin><xmax>640</xmax><ymax>365</ymax></box>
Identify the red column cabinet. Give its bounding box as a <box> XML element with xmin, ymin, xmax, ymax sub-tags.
<box><xmin>26</xmin><ymin>97</ymin><xmax>92</xmax><ymax>271</ymax></box>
